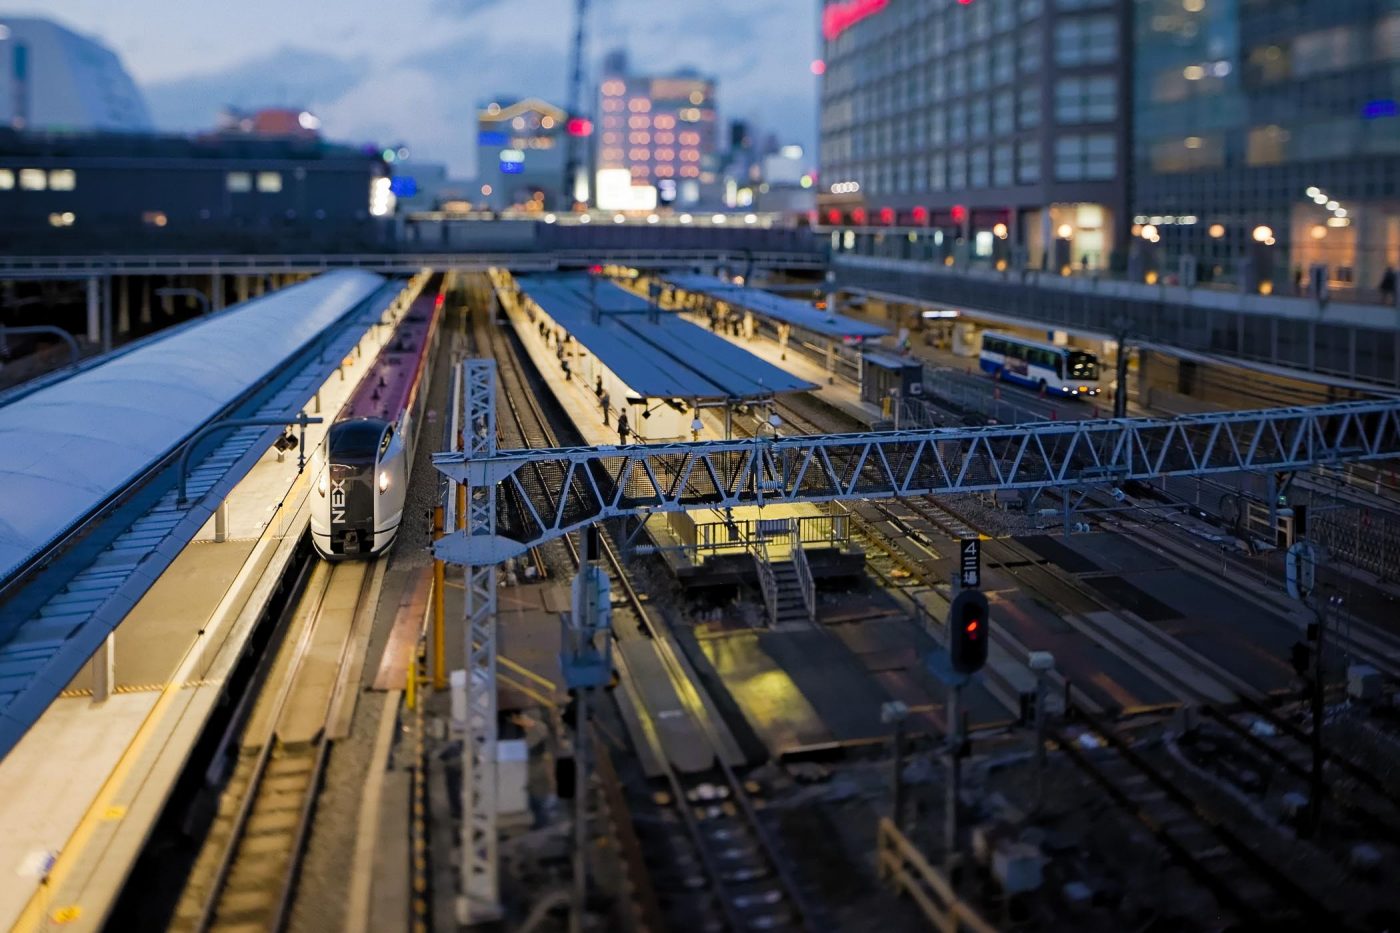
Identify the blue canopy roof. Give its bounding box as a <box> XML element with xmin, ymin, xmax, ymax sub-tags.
<box><xmin>518</xmin><ymin>275</ymin><xmax>815</xmax><ymax>400</ymax></box>
<box><xmin>666</xmin><ymin>274</ymin><xmax>888</xmax><ymax>341</ymax></box>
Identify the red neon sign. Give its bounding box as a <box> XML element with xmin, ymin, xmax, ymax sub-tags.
<box><xmin>822</xmin><ymin>0</ymin><xmax>889</xmax><ymax>41</ymax></box>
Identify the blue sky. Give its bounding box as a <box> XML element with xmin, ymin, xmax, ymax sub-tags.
<box><xmin>11</xmin><ymin>0</ymin><xmax>820</xmax><ymax>177</ymax></box>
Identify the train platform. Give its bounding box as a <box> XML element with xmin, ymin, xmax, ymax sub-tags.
<box><xmin>0</xmin><ymin>277</ymin><xmax>427</xmax><ymax>933</ymax></box>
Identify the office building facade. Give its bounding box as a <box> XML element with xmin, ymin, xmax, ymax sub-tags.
<box><xmin>597</xmin><ymin>54</ymin><xmax>720</xmax><ymax>209</ymax></box>
<box><xmin>1133</xmin><ymin>0</ymin><xmax>1400</xmax><ymax>294</ymax></box>
<box><xmin>476</xmin><ymin>98</ymin><xmax>570</xmax><ymax>211</ymax></box>
<box><xmin>0</xmin><ymin>131</ymin><xmax>390</xmax><ymax>253</ymax></box>
<box><xmin>0</xmin><ymin>17</ymin><xmax>152</xmax><ymax>133</ymax></box>
<box><xmin>818</xmin><ymin>0</ymin><xmax>1131</xmax><ymax>269</ymax></box>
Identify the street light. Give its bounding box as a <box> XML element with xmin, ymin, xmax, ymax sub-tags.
<box><xmin>1252</xmin><ymin>225</ymin><xmax>1274</xmax><ymax>243</ymax></box>
<box><xmin>1057</xmin><ymin>223</ymin><xmax>1073</xmax><ymax>239</ymax></box>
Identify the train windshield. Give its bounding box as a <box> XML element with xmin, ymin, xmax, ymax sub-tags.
<box><xmin>329</xmin><ymin>419</ymin><xmax>389</xmax><ymax>465</ymax></box>
<box><xmin>1067</xmin><ymin>352</ymin><xmax>1099</xmax><ymax>381</ymax></box>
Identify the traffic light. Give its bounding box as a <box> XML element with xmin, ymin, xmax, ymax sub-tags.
<box><xmin>948</xmin><ymin>590</ymin><xmax>990</xmax><ymax>674</ymax></box>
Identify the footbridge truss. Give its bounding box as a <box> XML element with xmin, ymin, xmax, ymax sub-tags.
<box><xmin>435</xmin><ymin>397</ymin><xmax>1400</xmax><ymax>564</ymax></box>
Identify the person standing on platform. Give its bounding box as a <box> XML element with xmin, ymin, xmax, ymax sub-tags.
<box><xmin>617</xmin><ymin>410</ymin><xmax>630</xmax><ymax>445</ymax></box>
<box><xmin>561</xmin><ymin>358</ymin><xmax>572</xmax><ymax>381</ymax></box>
<box><xmin>600</xmin><ymin>389</ymin><xmax>611</xmax><ymax>426</ymax></box>
<box><xmin>1380</xmin><ymin>267</ymin><xmax>1397</xmax><ymax>306</ymax></box>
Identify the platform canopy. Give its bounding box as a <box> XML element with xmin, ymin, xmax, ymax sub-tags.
<box><xmin>518</xmin><ymin>274</ymin><xmax>816</xmax><ymax>401</ymax></box>
<box><xmin>666</xmin><ymin>273</ymin><xmax>888</xmax><ymax>341</ymax></box>
<box><xmin>0</xmin><ymin>270</ymin><xmax>386</xmax><ymax>587</ymax></box>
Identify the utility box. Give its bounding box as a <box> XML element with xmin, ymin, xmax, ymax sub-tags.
<box><xmin>992</xmin><ymin>843</ymin><xmax>1044</xmax><ymax>894</ymax></box>
<box><xmin>497</xmin><ymin>738</ymin><xmax>530</xmax><ymax>821</ymax></box>
<box><xmin>1348</xmin><ymin>664</ymin><xmax>1382</xmax><ymax>701</ymax></box>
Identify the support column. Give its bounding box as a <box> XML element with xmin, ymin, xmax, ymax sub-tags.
<box><xmin>92</xmin><ymin>634</ymin><xmax>115</xmax><ymax>703</ymax></box>
<box><xmin>102</xmin><ymin>275</ymin><xmax>113</xmax><ymax>353</ymax></box>
<box><xmin>211</xmin><ymin>273</ymin><xmax>224</xmax><ymax>312</ymax></box>
<box><xmin>140</xmin><ymin>277</ymin><xmax>152</xmax><ymax>326</ymax></box>
<box><xmin>85</xmin><ymin>276</ymin><xmax>100</xmax><ymax>345</ymax></box>
<box><xmin>214</xmin><ymin>499</ymin><xmax>229</xmax><ymax>543</ymax></box>
<box><xmin>117</xmin><ymin>277</ymin><xmax>131</xmax><ymax>337</ymax></box>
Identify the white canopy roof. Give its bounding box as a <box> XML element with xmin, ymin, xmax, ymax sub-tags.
<box><xmin>0</xmin><ymin>269</ymin><xmax>385</xmax><ymax>584</ymax></box>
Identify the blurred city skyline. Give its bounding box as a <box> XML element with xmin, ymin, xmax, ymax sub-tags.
<box><xmin>7</xmin><ymin>0</ymin><xmax>820</xmax><ymax>177</ymax></box>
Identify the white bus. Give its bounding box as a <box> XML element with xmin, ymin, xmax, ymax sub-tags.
<box><xmin>979</xmin><ymin>332</ymin><xmax>1101</xmax><ymax>396</ymax></box>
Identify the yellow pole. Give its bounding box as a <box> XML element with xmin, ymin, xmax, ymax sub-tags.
<box><xmin>406</xmin><ymin>645</ymin><xmax>417</xmax><ymax>711</ymax></box>
<box><xmin>432</xmin><ymin>505</ymin><xmax>446</xmax><ymax>689</ymax></box>
<box><xmin>456</xmin><ymin>483</ymin><xmax>466</xmax><ymax>531</ymax></box>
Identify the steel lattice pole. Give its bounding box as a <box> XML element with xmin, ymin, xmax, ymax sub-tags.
<box><xmin>460</xmin><ymin>359</ymin><xmax>501</xmax><ymax>922</ymax></box>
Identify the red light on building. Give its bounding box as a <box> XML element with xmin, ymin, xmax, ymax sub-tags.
<box><xmin>822</xmin><ymin>0</ymin><xmax>890</xmax><ymax>41</ymax></box>
<box><xmin>852</xmin><ymin>207</ymin><xmax>868</xmax><ymax>225</ymax></box>
<box><xmin>566</xmin><ymin>117</ymin><xmax>594</xmax><ymax>137</ymax></box>
<box><xmin>912</xmin><ymin>206</ymin><xmax>929</xmax><ymax>225</ymax></box>
<box><xmin>951</xmin><ymin>204</ymin><xmax>967</xmax><ymax>224</ymax></box>
<box><xmin>957</xmin><ymin>0</ymin><xmax>973</xmax><ymax>5</ymax></box>
<box><xmin>811</xmin><ymin>59</ymin><xmax>827</xmax><ymax>76</ymax></box>
<box><xmin>826</xmin><ymin>208</ymin><xmax>842</xmax><ymax>225</ymax></box>
<box><xmin>879</xmin><ymin>207</ymin><xmax>895</xmax><ymax>225</ymax></box>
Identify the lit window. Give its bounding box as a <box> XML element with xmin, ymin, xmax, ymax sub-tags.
<box><xmin>226</xmin><ymin>171</ymin><xmax>252</xmax><ymax>192</ymax></box>
<box><xmin>257</xmin><ymin>171</ymin><xmax>283</xmax><ymax>193</ymax></box>
<box><xmin>19</xmin><ymin>169</ymin><xmax>46</xmax><ymax>191</ymax></box>
<box><xmin>48</xmin><ymin>169</ymin><xmax>76</xmax><ymax>191</ymax></box>
<box><xmin>47</xmin><ymin>211</ymin><xmax>75</xmax><ymax>227</ymax></box>
<box><xmin>0</xmin><ymin>169</ymin><xmax>13</xmax><ymax>190</ymax></box>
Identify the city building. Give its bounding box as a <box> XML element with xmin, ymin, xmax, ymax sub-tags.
<box><xmin>476</xmin><ymin>97</ymin><xmax>570</xmax><ymax>211</ymax></box>
<box><xmin>1133</xmin><ymin>0</ymin><xmax>1400</xmax><ymax>295</ymax></box>
<box><xmin>597</xmin><ymin>51</ymin><xmax>720</xmax><ymax>210</ymax></box>
<box><xmin>0</xmin><ymin>16</ymin><xmax>152</xmax><ymax>132</ymax></box>
<box><xmin>817</xmin><ymin>0</ymin><xmax>1131</xmax><ymax>270</ymax></box>
<box><xmin>0</xmin><ymin>130</ymin><xmax>391</xmax><ymax>253</ymax></box>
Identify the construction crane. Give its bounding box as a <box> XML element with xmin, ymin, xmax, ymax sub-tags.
<box><xmin>563</xmin><ymin>0</ymin><xmax>590</xmax><ymax>210</ymax></box>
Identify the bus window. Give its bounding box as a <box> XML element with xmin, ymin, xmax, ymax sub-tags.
<box><xmin>1055</xmin><ymin>353</ymin><xmax>1066</xmax><ymax>379</ymax></box>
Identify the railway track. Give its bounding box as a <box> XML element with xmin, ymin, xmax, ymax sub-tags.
<box><xmin>490</xmin><ymin>308</ymin><xmax>816</xmax><ymax>931</ymax></box>
<box><xmin>171</xmin><ymin>559</ymin><xmax>373</xmax><ymax>932</ymax></box>
<box><xmin>1052</xmin><ymin>706</ymin><xmax>1337</xmax><ymax>928</ymax></box>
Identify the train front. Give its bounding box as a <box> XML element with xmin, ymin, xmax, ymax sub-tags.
<box><xmin>312</xmin><ymin>418</ymin><xmax>398</xmax><ymax>559</ymax></box>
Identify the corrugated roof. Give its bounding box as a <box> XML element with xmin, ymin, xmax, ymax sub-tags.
<box><xmin>666</xmin><ymin>274</ymin><xmax>888</xmax><ymax>340</ymax></box>
<box><xmin>518</xmin><ymin>275</ymin><xmax>815</xmax><ymax>400</ymax></box>
<box><xmin>0</xmin><ymin>270</ymin><xmax>386</xmax><ymax>586</ymax></box>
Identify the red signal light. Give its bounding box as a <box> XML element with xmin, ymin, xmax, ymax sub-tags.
<box><xmin>852</xmin><ymin>207</ymin><xmax>867</xmax><ymax>225</ymax></box>
<box><xmin>951</xmin><ymin>204</ymin><xmax>967</xmax><ymax>224</ymax></box>
<box><xmin>966</xmin><ymin>620</ymin><xmax>979</xmax><ymax>634</ymax></box>
<box><xmin>566</xmin><ymin>117</ymin><xmax>593</xmax><ymax>137</ymax></box>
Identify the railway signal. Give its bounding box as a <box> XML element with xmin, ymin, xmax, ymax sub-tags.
<box><xmin>948</xmin><ymin>589</ymin><xmax>990</xmax><ymax>674</ymax></box>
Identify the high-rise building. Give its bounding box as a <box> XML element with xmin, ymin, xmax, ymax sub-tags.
<box><xmin>476</xmin><ymin>98</ymin><xmax>569</xmax><ymax>211</ymax></box>
<box><xmin>0</xmin><ymin>17</ymin><xmax>152</xmax><ymax>133</ymax></box>
<box><xmin>596</xmin><ymin>55</ymin><xmax>719</xmax><ymax>209</ymax></box>
<box><xmin>1133</xmin><ymin>0</ymin><xmax>1400</xmax><ymax>294</ymax></box>
<box><xmin>817</xmin><ymin>0</ymin><xmax>1130</xmax><ymax>269</ymax></box>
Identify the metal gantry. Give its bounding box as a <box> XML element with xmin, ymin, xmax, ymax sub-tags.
<box><xmin>435</xmin><ymin>398</ymin><xmax>1400</xmax><ymax>563</ymax></box>
<box><xmin>443</xmin><ymin>359</ymin><xmax>503</xmax><ymax>923</ymax></box>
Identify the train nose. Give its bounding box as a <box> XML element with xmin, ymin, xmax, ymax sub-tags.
<box><xmin>339</xmin><ymin>529</ymin><xmax>364</xmax><ymax>555</ymax></box>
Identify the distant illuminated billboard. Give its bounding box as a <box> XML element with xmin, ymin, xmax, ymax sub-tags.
<box><xmin>822</xmin><ymin>0</ymin><xmax>889</xmax><ymax>41</ymax></box>
<box><xmin>595</xmin><ymin>169</ymin><xmax>657</xmax><ymax>211</ymax></box>
<box><xmin>478</xmin><ymin>131</ymin><xmax>508</xmax><ymax>146</ymax></box>
<box><xmin>389</xmin><ymin>176</ymin><xmax>418</xmax><ymax>198</ymax></box>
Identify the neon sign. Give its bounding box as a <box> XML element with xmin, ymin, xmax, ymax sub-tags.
<box><xmin>822</xmin><ymin>0</ymin><xmax>889</xmax><ymax>41</ymax></box>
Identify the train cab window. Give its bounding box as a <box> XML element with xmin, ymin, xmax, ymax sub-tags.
<box><xmin>329</xmin><ymin>419</ymin><xmax>389</xmax><ymax>464</ymax></box>
<box><xmin>379</xmin><ymin>426</ymin><xmax>394</xmax><ymax>457</ymax></box>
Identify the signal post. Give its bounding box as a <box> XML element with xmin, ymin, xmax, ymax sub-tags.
<box><xmin>928</xmin><ymin>537</ymin><xmax>990</xmax><ymax>873</ymax></box>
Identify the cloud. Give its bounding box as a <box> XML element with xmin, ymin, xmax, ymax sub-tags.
<box><xmin>144</xmin><ymin>45</ymin><xmax>369</xmax><ymax>131</ymax></box>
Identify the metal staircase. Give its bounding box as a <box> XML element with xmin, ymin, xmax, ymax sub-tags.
<box><xmin>752</xmin><ymin>532</ymin><xmax>817</xmax><ymax>626</ymax></box>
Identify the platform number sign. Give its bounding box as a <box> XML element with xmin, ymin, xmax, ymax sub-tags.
<box><xmin>960</xmin><ymin>538</ymin><xmax>981</xmax><ymax>589</ymax></box>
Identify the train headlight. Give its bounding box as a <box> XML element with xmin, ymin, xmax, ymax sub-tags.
<box><xmin>317</xmin><ymin>473</ymin><xmax>327</xmax><ymax>497</ymax></box>
<box><xmin>378</xmin><ymin>470</ymin><xmax>390</xmax><ymax>493</ymax></box>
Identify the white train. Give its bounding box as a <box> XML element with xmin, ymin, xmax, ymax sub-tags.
<box><xmin>311</xmin><ymin>283</ymin><xmax>443</xmax><ymax>559</ymax></box>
